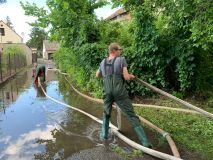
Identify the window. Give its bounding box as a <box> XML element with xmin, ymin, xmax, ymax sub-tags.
<box><xmin>0</xmin><ymin>28</ymin><xmax>5</xmax><ymax>36</ymax></box>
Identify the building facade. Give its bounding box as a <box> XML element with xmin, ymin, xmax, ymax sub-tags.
<box><xmin>0</xmin><ymin>20</ymin><xmax>23</xmax><ymax>44</ymax></box>
<box><xmin>42</xmin><ymin>40</ymin><xmax>59</xmax><ymax>60</ymax></box>
<box><xmin>0</xmin><ymin>20</ymin><xmax>32</xmax><ymax>66</ymax></box>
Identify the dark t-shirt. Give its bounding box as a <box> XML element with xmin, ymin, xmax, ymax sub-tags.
<box><xmin>99</xmin><ymin>56</ymin><xmax>127</xmax><ymax>77</ymax></box>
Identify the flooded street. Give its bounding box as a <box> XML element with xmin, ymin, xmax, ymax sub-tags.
<box><xmin>0</xmin><ymin>69</ymin><xmax>120</xmax><ymax>160</ymax></box>
<box><xmin>0</xmin><ymin>68</ymin><xmax>168</xmax><ymax>160</ymax></box>
<box><xmin>0</xmin><ymin>69</ymin><xmax>101</xmax><ymax>159</ymax></box>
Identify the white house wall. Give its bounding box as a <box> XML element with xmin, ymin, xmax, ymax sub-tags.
<box><xmin>42</xmin><ymin>43</ymin><xmax>47</xmax><ymax>59</ymax></box>
<box><xmin>0</xmin><ymin>21</ymin><xmax>22</xmax><ymax>43</ymax></box>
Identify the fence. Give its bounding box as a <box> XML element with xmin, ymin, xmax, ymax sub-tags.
<box><xmin>0</xmin><ymin>52</ymin><xmax>27</xmax><ymax>82</ymax></box>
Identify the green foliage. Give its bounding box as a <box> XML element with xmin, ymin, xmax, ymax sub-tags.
<box><xmin>54</xmin><ymin>43</ymin><xmax>106</xmax><ymax>95</ymax></box>
<box><xmin>45</xmin><ymin>0</ymin><xmax>107</xmax><ymax>46</ymax></box>
<box><xmin>26</xmin><ymin>26</ymin><xmax>47</xmax><ymax>53</ymax></box>
<box><xmin>171</xmin><ymin>91</ymin><xmax>185</xmax><ymax>99</ymax></box>
<box><xmin>111</xmin><ymin>144</ymin><xmax>143</xmax><ymax>160</ymax></box>
<box><xmin>3</xmin><ymin>45</ymin><xmax>25</xmax><ymax>55</ymax></box>
<box><xmin>20</xmin><ymin>1</ymin><xmax>49</xmax><ymax>28</ymax></box>
<box><xmin>86</xmin><ymin>75</ymin><xmax>103</xmax><ymax>98</ymax></box>
<box><xmin>194</xmin><ymin>48</ymin><xmax>213</xmax><ymax>92</ymax></box>
<box><xmin>2</xmin><ymin>45</ymin><xmax>27</xmax><ymax>73</ymax></box>
<box><xmin>21</xmin><ymin>0</ymin><xmax>213</xmax><ymax>95</ymax></box>
<box><xmin>22</xmin><ymin>1</ymin><xmax>213</xmax><ymax>158</ymax></box>
<box><xmin>75</xmin><ymin>43</ymin><xmax>107</xmax><ymax>73</ymax></box>
<box><xmin>135</xmin><ymin>107</ymin><xmax>213</xmax><ymax>160</ymax></box>
<box><xmin>98</xmin><ymin>21</ymin><xmax>134</xmax><ymax>46</ymax></box>
<box><xmin>112</xmin><ymin>0</ymin><xmax>213</xmax><ymax>94</ymax></box>
<box><xmin>53</xmin><ymin>47</ymin><xmax>73</xmax><ymax>72</ymax></box>
<box><xmin>111</xmin><ymin>0</ymin><xmax>143</xmax><ymax>9</ymax></box>
<box><xmin>54</xmin><ymin>47</ymin><xmax>87</xmax><ymax>89</ymax></box>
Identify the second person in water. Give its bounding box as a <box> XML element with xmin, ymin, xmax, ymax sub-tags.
<box><xmin>34</xmin><ymin>65</ymin><xmax>46</xmax><ymax>84</ymax></box>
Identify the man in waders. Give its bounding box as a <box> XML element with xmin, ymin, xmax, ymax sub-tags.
<box><xmin>96</xmin><ymin>43</ymin><xmax>152</xmax><ymax>147</ymax></box>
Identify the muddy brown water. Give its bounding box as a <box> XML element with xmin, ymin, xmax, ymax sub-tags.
<box><xmin>0</xmin><ymin>69</ymin><xmax>173</xmax><ymax>160</ymax></box>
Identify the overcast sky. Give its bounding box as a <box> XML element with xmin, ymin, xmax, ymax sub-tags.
<box><xmin>0</xmin><ymin>0</ymin><xmax>119</xmax><ymax>42</ymax></box>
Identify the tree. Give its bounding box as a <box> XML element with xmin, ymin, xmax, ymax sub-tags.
<box><xmin>5</xmin><ymin>16</ymin><xmax>14</xmax><ymax>31</ymax></box>
<box><xmin>20</xmin><ymin>0</ymin><xmax>107</xmax><ymax>45</ymax></box>
<box><xmin>26</xmin><ymin>26</ymin><xmax>47</xmax><ymax>53</ymax></box>
<box><xmin>112</xmin><ymin>0</ymin><xmax>213</xmax><ymax>93</ymax></box>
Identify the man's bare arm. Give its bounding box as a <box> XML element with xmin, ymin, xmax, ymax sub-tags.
<box><xmin>123</xmin><ymin>67</ymin><xmax>135</xmax><ymax>80</ymax></box>
<box><xmin>96</xmin><ymin>69</ymin><xmax>102</xmax><ymax>78</ymax></box>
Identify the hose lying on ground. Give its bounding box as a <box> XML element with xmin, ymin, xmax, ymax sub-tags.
<box><xmin>47</xmin><ymin>69</ymin><xmax>181</xmax><ymax>159</ymax></box>
<box><xmin>135</xmin><ymin>78</ymin><xmax>213</xmax><ymax>119</ymax></box>
<box><xmin>133</xmin><ymin>104</ymin><xmax>199</xmax><ymax>114</ymax></box>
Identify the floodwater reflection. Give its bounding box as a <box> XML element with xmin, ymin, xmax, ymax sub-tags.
<box><xmin>0</xmin><ymin>69</ymin><xmax>169</xmax><ymax>160</ymax></box>
<box><xmin>0</xmin><ymin>125</ymin><xmax>57</xmax><ymax>159</ymax></box>
<box><xmin>34</xmin><ymin>83</ymin><xmax>46</xmax><ymax>98</ymax></box>
<box><xmin>0</xmin><ymin>71</ymin><xmax>31</xmax><ymax>113</ymax></box>
<box><xmin>0</xmin><ymin>70</ymin><xmax>101</xmax><ymax>160</ymax></box>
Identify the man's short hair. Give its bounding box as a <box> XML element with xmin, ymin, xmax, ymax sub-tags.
<box><xmin>108</xmin><ymin>43</ymin><xmax>120</xmax><ymax>53</ymax></box>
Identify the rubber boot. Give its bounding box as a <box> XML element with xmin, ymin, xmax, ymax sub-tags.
<box><xmin>134</xmin><ymin>125</ymin><xmax>152</xmax><ymax>148</ymax></box>
<box><xmin>100</xmin><ymin>115</ymin><xmax>110</xmax><ymax>140</ymax></box>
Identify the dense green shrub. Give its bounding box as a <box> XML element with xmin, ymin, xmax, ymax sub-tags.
<box><xmin>22</xmin><ymin>0</ymin><xmax>213</xmax><ymax>95</ymax></box>
<box><xmin>111</xmin><ymin>0</ymin><xmax>213</xmax><ymax>95</ymax></box>
<box><xmin>2</xmin><ymin>45</ymin><xmax>27</xmax><ymax>71</ymax></box>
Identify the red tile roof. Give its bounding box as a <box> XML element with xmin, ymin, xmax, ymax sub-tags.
<box><xmin>43</xmin><ymin>40</ymin><xmax>60</xmax><ymax>51</ymax></box>
<box><xmin>106</xmin><ymin>8</ymin><xmax>128</xmax><ymax>20</ymax></box>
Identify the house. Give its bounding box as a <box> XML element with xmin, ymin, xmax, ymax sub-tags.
<box><xmin>0</xmin><ymin>20</ymin><xmax>23</xmax><ymax>43</ymax></box>
<box><xmin>106</xmin><ymin>8</ymin><xmax>131</xmax><ymax>22</ymax></box>
<box><xmin>42</xmin><ymin>40</ymin><xmax>59</xmax><ymax>60</ymax></box>
<box><xmin>0</xmin><ymin>20</ymin><xmax>32</xmax><ymax>66</ymax></box>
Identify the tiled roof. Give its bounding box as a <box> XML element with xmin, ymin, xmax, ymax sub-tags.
<box><xmin>106</xmin><ymin>8</ymin><xmax>128</xmax><ymax>20</ymax></box>
<box><xmin>43</xmin><ymin>40</ymin><xmax>59</xmax><ymax>51</ymax></box>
